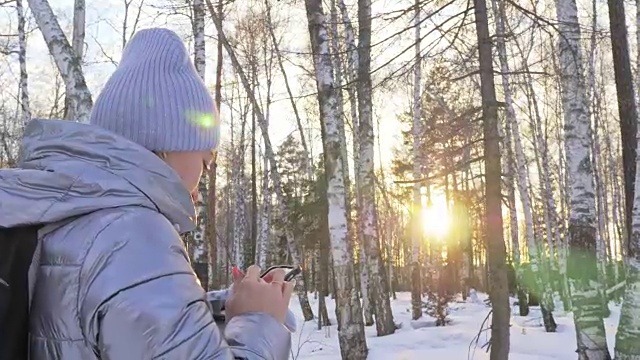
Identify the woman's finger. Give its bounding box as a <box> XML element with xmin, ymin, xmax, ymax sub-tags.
<box><xmin>283</xmin><ymin>280</ymin><xmax>295</xmax><ymax>299</ymax></box>
<box><xmin>244</xmin><ymin>265</ymin><xmax>261</xmax><ymax>281</ymax></box>
<box><xmin>232</xmin><ymin>266</ymin><xmax>244</xmax><ymax>286</ymax></box>
<box><xmin>270</xmin><ymin>268</ymin><xmax>286</xmax><ymax>283</ymax></box>
<box><xmin>232</xmin><ymin>266</ymin><xmax>244</xmax><ymax>280</ymax></box>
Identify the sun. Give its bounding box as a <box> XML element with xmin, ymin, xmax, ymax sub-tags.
<box><xmin>422</xmin><ymin>196</ymin><xmax>451</xmax><ymax>238</ymax></box>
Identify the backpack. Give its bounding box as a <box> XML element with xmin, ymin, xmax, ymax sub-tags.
<box><xmin>0</xmin><ymin>225</ymin><xmax>41</xmax><ymax>360</ymax></box>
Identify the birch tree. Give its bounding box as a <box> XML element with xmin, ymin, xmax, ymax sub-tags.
<box><xmin>330</xmin><ymin>0</ymin><xmax>373</xmax><ymax>326</ymax></box>
<box><xmin>356</xmin><ymin>0</ymin><xmax>395</xmax><ymax>336</ymax></box>
<box><xmin>232</xmin><ymin>85</ymin><xmax>248</xmax><ymax>269</ymax></box>
<box><xmin>304</xmin><ymin>0</ymin><xmax>368</xmax><ymax>357</ymax></box>
<box><xmin>555</xmin><ymin>0</ymin><xmax>611</xmax><ymax>356</ymax></box>
<box><xmin>62</xmin><ymin>0</ymin><xmax>86</xmax><ymax>121</ymax></box>
<box><xmin>256</xmin><ymin>164</ymin><xmax>271</xmax><ymax>268</ymax></box>
<box><xmin>188</xmin><ymin>0</ymin><xmax>210</xmax><ymax>290</ymax></box>
<box><xmin>71</xmin><ymin>0</ymin><xmax>84</xmax><ymax>60</ymax></box>
<box><xmin>410</xmin><ymin>0</ymin><xmax>423</xmax><ymax>321</ymax></box>
<box><xmin>17</xmin><ymin>0</ymin><xmax>30</xmax><ymax>126</ymax></box>
<box><xmin>27</xmin><ymin>0</ymin><xmax>92</xmax><ymax>122</ymax></box>
<box><xmin>207</xmin><ymin>0</ymin><xmax>224</xmax><ymax>290</ymax></box>
<box><xmin>586</xmin><ymin>1</ymin><xmax>611</xmax><ymax>315</ymax></box>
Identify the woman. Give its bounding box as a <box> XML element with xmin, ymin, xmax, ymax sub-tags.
<box><xmin>0</xmin><ymin>28</ymin><xmax>293</xmax><ymax>359</ymax></box>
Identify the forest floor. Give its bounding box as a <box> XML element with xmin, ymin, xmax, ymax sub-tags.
<box><xmin>290</xmin><ymin>291</ymin><xmax>621</xmax><ymax>359</ymax></box>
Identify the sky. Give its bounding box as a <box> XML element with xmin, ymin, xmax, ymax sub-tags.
<box><xmin>2</xmin><ymin>0</ymin><xmax>635</xmax><ymax>174</ymax></box>
<box><xmin>1</xmin><ymin>0</ymin><xmax>424</xmax><ymax>171</ymax></box>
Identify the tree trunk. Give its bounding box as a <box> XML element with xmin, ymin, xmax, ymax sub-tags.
<box><xmin>207</xmin><ymin>0</ymin><xmax>224</xmax><ymax>290</ymax></box>
<box><xmin>193</xmin><ymin>0</ymin><xmax>206</xmax><ymax>77</ymax></box>
<box><xmin>473</xmin><ymin>0</ymin><xmax>510</xmax><ymax>357</ymax></box>
<box><xmin>250</xmin><ymin>66</ymin><xmax>258</xmax><ymax>267</ymax></box>
<box><xmin>17</xmin><ymin>0</ymin><xmax>30</xmax><ymax>127</ymax></box>
<box><xmin>555</xmin><ymin>0</ymin><xmax>612</xmax><ymax>356</ymax></box>
<box><xmin>318</xmin><ymin>202</ymin><xmax>331</xmax><ymax>327</ymax></box>
<box><xmin>615</xmin><ymin>3</ymin><xmax>640</xmax><ymax>353</ymax></box>
<box><xmin>189</xmin><ymin>0</ymin><xmax>209</xmax><ymax>291</ymax></box>
<box><xmin>28</xmin><ymin>0</ymin><xmax>93</xmax><ymax>122</ymax></box>
<box><xmin>608</xmin><ymin>0</ymin><xmax>638</xmax><ymax>252</ymax></box>
<box><xmin>233</xmin><ymin>107</ymin><xmax>248</xmax><ymax>269</ymax></box>
<box><xmin>355</xmin><ymin>0</ymin><xmax>395</xmax><ymax>336</ymax></box>
<box><xmin>304</xmin><ymin>0</ymin><xmax>368</xmax><ymax>357</ymax></box>
<box><xmin>410</xmin><ymin>0</ymin><xmax>423</xmax><ymax>322</ymax></box>
<box><xmin>64</xmin><ymin>0</ymin><xmax>86</xmax><ymax>121</ymax></box>
<box><xmin>616</xmin><ymin>127</ymin><xmax>640</xmax><ymax>359</ymax></box>
<box><xmin>257</xmin><ymin>161</ymin><xmax>270</xmax><ymax>268</ymax></box>
<box><xmin>587</xmin><ymin>2</ymin><xmax>611</xmax><ymax>314</ymax></box>
<box><xmin>329</xmin><ymin>0</ymin><xmax>369</xmax><ymax>325</ymax></box>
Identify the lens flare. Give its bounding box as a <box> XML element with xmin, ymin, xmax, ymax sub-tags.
<box><xmin>186</xmin><ymin>110</ymin><xmax>218</xmax><ymax>128</ymax></box>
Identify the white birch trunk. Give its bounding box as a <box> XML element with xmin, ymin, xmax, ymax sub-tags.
<box><xmin>304</xmin><ymin>0</ymin><xmax>367</xmax><ymax>356</ymax></box>
<box><xmin>586</xmin><ymin>1</ymin><xmax>610</xmax><ymax>310</ymax></box>
<box><xmin>232</xmin><ymin>125</ymin><xmax>247</xmax><ymax>268</ymax></box>
<box><xmin>28</xmin><ymin>0</ymin><xmax>92</xmax><ymax>122</ymax></box>
<box><xmin>66</xmin><ymin>0</ymin><xmax>85</xmax><ymax>121</ymax></box>
<box><xmin>17</xmin><ymin>0</ymin><xmax>30</xmax><ymax>126</ymax></box>
<box><xmin>356</xmin><ymin>0</ymin><xmax>395</xmax><ymax>335</ymax></box>
<box><xmin>193</xmin><ymin>0</ymin><xmax>206</xmax><ymax>78</ymax></box>
<box><xmin>337</xmin><ymin>0</ymin><xmax>359</xmax><ymax>142</ymax></box>
<box><xmin>357</xmin><ymin>242</ymin><xmax>372</xmax><ymax>324</ymax></box>
<box><xmin>71</xmin><ymin>0</ymin><xmax>85</xmax><ymax>60</ymax></box>
<box><xmin>503</xmin><ymin>106</ymin><xmax>519</xmax><ymax>264</ymax></box>
<box><xmin>556</xmin><ymin>0</ymin><xmax>611</xmax><ymax>356</ymax></box>
<box><xmin>328</xmin><ymin>1</ymin><xmax>350</xmax><ymax>198</ymax></box>
<box><xmin>190</xmin><ymin>0</ymin><xmax>209</xmax><ymax>288</ymax></box>
<box><xmin>410</xmin><ymin>0</ymin><xmax>423</xmax><ymax>321</ymax></box>
<box><xmin>257</xmin><ymin>164</ymin><xmax>270</xmax><ymax>268</ymax></box>
<box><xmin>333</xmin><ymin>0</ymin><xmax>372</xmax><ymax>326</ymax></box>
<box><xmin>337</xmin><ymin>0</ymin><xmax>360</xmax><ymax>156</ymax></box>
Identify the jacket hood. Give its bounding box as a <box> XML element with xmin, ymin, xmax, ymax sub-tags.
<box><xmin>0</xmin><ymin>119</ymin><xmax>195</xmax><ymax>233</ymax></box>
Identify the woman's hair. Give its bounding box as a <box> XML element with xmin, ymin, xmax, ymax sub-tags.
<box><xmin>154</xmin><ymin>151</ymin><xmax>167</xmax><ymax>160</ymax></box>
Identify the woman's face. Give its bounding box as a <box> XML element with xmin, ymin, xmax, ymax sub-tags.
<box><xmin>163</xmin><ymin>151</ymin><xmax>216</xmax><ymax>198</ymax></box>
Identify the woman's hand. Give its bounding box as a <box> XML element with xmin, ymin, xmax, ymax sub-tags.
<box><xmin>225</xmin><ymin>265</ymin><xmax>294</xmax><ymax>324</ymax></box>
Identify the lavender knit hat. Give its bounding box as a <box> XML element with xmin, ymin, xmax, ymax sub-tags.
<box><xmin>90</xmin><ymin>28</ymin><xmax>220</xmax><ymax>152</ymax></box>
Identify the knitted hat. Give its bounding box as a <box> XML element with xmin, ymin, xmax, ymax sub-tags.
<box><xmin>90</xmin><ymin>28</ymin><xmax>220</xmax><ymax>152</ymax></box>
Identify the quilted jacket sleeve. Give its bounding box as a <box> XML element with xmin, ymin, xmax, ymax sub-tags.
<box><xmin>76</xmin><ymin>207</ymin><xmax>291</xmax><ymax>360</ymax></box>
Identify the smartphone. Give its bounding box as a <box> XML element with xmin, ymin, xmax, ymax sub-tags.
<box><xmin>260</xmin><ymin>265</ymin><xmax>302</xmax><ymax>282</ymax></box>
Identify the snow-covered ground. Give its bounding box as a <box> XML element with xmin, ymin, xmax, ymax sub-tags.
<box><xmin>289</xmin><ymin>292</ymin><xmax>621</xmax><ymax>359</ymax></box>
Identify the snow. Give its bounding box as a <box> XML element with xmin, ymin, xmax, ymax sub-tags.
<box><xmin>289</xmin><ymin>292</ymin><xmax>622</xmax><ymax>359</ymax></box>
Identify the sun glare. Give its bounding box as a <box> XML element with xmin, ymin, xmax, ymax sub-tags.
<box><xmin>422</xmin><ymin>196</ymin><xmax>451</xmax><ymax>238</ymax></box>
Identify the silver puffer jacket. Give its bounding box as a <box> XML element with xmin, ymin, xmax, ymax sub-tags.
<box><xmin>0</xmin><ymin>119</ymin><xmax>291</xmax><ymax>360</ymax></box>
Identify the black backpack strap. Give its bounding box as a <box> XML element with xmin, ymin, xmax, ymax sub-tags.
<box><xmin>0</xmin><ymin>226</ymin><xmax>40</xmax><ymax>360</ymax></box>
